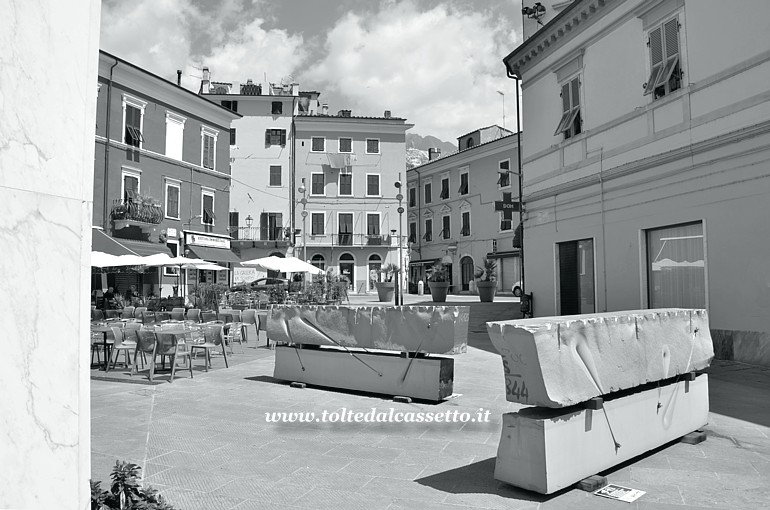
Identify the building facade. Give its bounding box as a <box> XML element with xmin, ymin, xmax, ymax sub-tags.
<box><xmin>95</xmin><ymin>51</ymin><xmax>240</xmax><ymax>297</ymax></box>
<box><xmin>407</xmin><ymin>127</ymin><xmax>521</xmax><ymax>294</ymax></box>
<box><xmin>504</xmin><ymin>0</ymin><xmax>770</xmax><ymax>365</ymax></box>
<box><xmin>294</xmin><ymin>111</ymin><xmax>413</xmax><ymax>294</ymax></box>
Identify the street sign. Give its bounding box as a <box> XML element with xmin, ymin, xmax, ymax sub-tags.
<box><xmin>494</xmin><ymin>200</ymin><xmax>521</xmax><ymax>212</ymax></box>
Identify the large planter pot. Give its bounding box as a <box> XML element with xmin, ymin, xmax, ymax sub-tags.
<box><xmin>375</xmin><ymin>281</ymin><xmax>395</xmax><ymax>302</ymax></box>
<box><xmin>476</xmin><ymin>281</ymin><xmax>497</xmax><ymax>302</ymax></box>
<box><xmin>428</xmin><ymin>281</ymin><xmax>450</xmax><ymax>303</ymax></box>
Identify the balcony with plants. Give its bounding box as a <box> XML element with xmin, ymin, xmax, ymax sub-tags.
<box><xmin>110</xmin><ymin>193</ymin><xmax>163</xmax><ymax>238</ymax></box>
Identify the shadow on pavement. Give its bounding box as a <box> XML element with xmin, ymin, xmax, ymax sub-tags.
<box><xmin>705</xmin><ymin>360</ymin><xmax>770</xmax><ymax>428</ymax></box>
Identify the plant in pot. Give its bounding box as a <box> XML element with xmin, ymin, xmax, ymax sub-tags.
<box><xmin>474</xmin><ymin>258</ymin><xmax>498</xmax><ymax>302</ymax></box>
<box><xmin>427</xmin><ymin>262</ymin><xmax>450</xmax><ymax>303</ymax></box>
<box><xmin>375</xmin><ymin>263</ymin><xmax>399</xmax><ymax>302</ymax></box>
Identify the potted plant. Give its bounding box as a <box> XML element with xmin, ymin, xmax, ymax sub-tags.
<box><xmin>375</xmin><ymin>263</ymin><xmax>399</xmax><ymax>302</ymax></box>
<box><xmin>427</xmin><ymin>262</ymin><xmax>450</xmax><ymax>303</ymax></box>
<box><xmin>474</xmin><ymin>258</ymin><xmax>498</xmax><ymax>302</ymax></box>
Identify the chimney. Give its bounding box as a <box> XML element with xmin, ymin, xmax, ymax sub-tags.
<box><xmin>321</xmin><ymin>103</ymin><xmax>329</xmax><ymax>115</ymax></box>
<box><xmin>201</xmin><ymin>67</ymin><xmax>210</xmax><ymax>93</ymax></box>
<box><xmin>176</xmin><ymin>70</ymin><xmax>182</xmax><ymax>86</ymax></box>
<box><xmin>384</xmin><ymin>110</ymin><xmax>391</xmax><ymax>118</ymax></box>
<box><xmin>428</xmin><ymin>148</ymin><xmax>441</xmax><ymax>161</ymax></box>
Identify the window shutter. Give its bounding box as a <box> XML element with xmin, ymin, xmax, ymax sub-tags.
<box><xmin>265</xmin><ymin>130</ymin><xmax>271</xmax><ymax>145</ymax></box>
<box><xmin>276</xmin><ymin>213</ymin><xmax>283</xmax><ymax>238</ymax></box>
<box><xmin>260</xmin><ymin>212</ymin><xmax>268</xmax><ymax>240</ymax></box>
<box><xmin>644</xmin><ymin>27</ymin><xmax>664</xmax><ymax>95</ymax></box>
<box><xmin>202</xmin><ymin>136</ymin><xmax>210</xmax><ymax>166</ymax></box>
<box><xmin>561</xmin><ymin>83</ymin><xmax>570</xmax><ymax>113</ymax></box>
<box><xmin>571</xmin><ymin>78</ymin><xmax>580</xmax><ymax>108</ymax></box>
<box><xmin>664</xmin><ymin>18</ymin><xmax>679</xmax><ymax>58</ymax></box>
<box><xmin>280</xmin><ymin>130</ymin><xmax>287</xmax><ymax>146</ymax></box>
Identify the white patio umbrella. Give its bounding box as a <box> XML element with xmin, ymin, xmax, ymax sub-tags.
<box><xmin>91</xmin><ymin>252</ymin><xmax>146</xmax><ymax>268</ymax></box>
<box><xmin>241</xmin><ymin>256</ymin><xmax>324</xmax><ymax>275</ymax></box>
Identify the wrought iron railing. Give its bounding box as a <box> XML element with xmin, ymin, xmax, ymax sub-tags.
<box><xmin>110</xmin><ymin>197</ymin><xmax>163</xmax><ymax>225</ymax></box>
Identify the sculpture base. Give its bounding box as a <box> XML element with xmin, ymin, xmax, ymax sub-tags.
<box><xmin>273</xmin><ymin>345</ymin><xmax>454</xmax><ymax>402</ymax></box>
<box><xmin>495</xmin><ymin>374</ymin><xmax>709</xmax><ymax>494</ymax></box>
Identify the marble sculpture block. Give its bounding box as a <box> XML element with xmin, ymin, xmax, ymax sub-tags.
<box><xmin>486</xmin><ymin>309</ymin><xmax>714</xmax><ymax>407</ymax></box>
<box><xmin>267</xmin><ymin>305</ymin><xmax>469</xmax><ymax>354</ymax></box>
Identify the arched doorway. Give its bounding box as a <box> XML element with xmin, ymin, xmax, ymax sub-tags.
<box><xmin>310</xmin><ymin>254</ymin><xmax>326</xmax><ymax>271</ymax></box>
<box><xmin>338</xmin><ymin>253</ymin><xmax>355</xmax><ymax>291</ymax></box>
<box><xmin>461</xmin><ymin>256</ymin><xmax>474</xmax><ymax>292</ymax></box>
<box><xmin>368</xmin><ymin>254</ymin><xmax>382</xmax><ymax>291</ymax></box>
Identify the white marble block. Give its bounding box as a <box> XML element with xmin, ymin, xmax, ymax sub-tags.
<box><xmin>486</xmin><ymin>309</ymin><xmax>714</xmax><ymax>407</ymax></box>
<box><xmin>267</xmin><ymin>305</ymin><xmax>469</xmax><ymax>354</ymax></box>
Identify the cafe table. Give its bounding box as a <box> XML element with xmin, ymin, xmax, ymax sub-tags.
<box><xmin>90</xmin><ymin>323</ymin><xmax>116</xmax><ymax>370</ymax></box>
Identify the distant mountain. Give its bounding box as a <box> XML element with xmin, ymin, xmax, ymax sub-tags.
<box><xmin>405</xmin><ymin>133</ymin><xmax>457</xmax><ymax>169</ymax></box>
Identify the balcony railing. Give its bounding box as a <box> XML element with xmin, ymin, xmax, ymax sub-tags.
<box><xmin>232</xmin><ymin>228</ymin><xmax>408</xmax><ymax>248</ymax></box>
<box><xmin>110</xmin><ymin>197</ymin><xmax>163</xmax><ymax>225</ymax></box>
<box><xmin>232</xmin><ymin>226</ymin><xmax>288</xmax><ymax>241</ymax></box>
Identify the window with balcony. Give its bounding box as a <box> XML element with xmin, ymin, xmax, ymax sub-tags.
<box><xmin>458</xmin><ymin>171</ymin><xmax>469</xmax><ymax>195</ymax></box>
<box><xmin>424</xmin><ymin>219</ymin><xmax>433</xmax><ymax>242</ymax></box>
<box><xmin>339</xmin><ymin>137</ymin><xmax>352</xmax><ymax>153</ymax></box>
<box><xmin>311</xmin><ymin>137</ymin><xmax>325</xmax><ymax>152</ymax></box>
<box><xmin>265</xmin><ymin>129</ymin><xmax>287</xmax><ymax>146</ymax></box>
<box><xmin>311</xmin><ymin>173</ymin><xmax>325</xmax><ymax>196</ymax></box>
<box><xmin>201</xmin><ymin>191</ymin><xmax>215</xmax><ymax>226</ymax></box>
<box><xmin>366</xmin><ymin>138</ymin><xmax>380</xmax><ymax>154</ymax></box>
<box><xmin>498</xmin><ymin>159</ymin><xmax>511</xmax><ymax>187</ymax></box>
<box><xmin>461</xmin><ymin>211</ymin><xmax>470</xmax><ymax>237</ymax></box>
<box><xmin>367</xmin><ymin>213</ymin><xmax>381</xmax><ymax>245</ymax></box>
<box><xmin>645</xmin><ymin>16</ymin><xmax>682</xmax><ymax>100</ymax></box>
<box><xmin>311</xmin><ymin>213</ymin><xmax>325</xmax><ymax>235</ymax></box>
<box><xmin>338</xmin><ymin>213</ymin><xmax>353</xmax><ymax>245</ymax></box>
<box><xmin>554</xmin><ymin>76</ymin><xmax>582</xmax><ymax>139</ymax></box>
<box><xmin>260</xmin><ymin>212</ymin><xmax>283</xmax><ymax>240</ymax></box>
<box><xmin>122</xmin><ymin>171</ymin><xmax>139</xmax><ymax>203</ymax></box>
<box><xmin>269</xmin><ymin>166</ymin><xmax>281</xmax><ymax>186</ymax></box>
<box><xmin>165</xmin><ymin>180</ymin><xmax>180</xmax><ymax>220</ymax></box>
<box><xmin>339</xmin><ymin>173</ymin><xmax>352</xmax><ymax>196</ymax></box>
<box><xmin>366</xmin><ymin>174</ymin><xmax>380</xmax><ymax>197</ymax></box>
<box><xmin>440</xmin><ymin>177</ymin><xmax>449</xmax><ymax>200</ymax></box>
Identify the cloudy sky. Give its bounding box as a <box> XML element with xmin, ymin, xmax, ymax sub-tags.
<box><xmin>100</xmin><ymin>0</ymin><xmax>523</xmax><ymax>143</ymax></box>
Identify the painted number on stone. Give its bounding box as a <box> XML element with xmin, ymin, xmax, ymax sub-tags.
<box><xmin>503</xmin><ymin>360</ymin><xmax>528</xmax><ymax>401</ymax></box>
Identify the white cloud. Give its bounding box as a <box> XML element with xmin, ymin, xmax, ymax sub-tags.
<box><xmin>303</xmin><ymin>1</ymin><xmax>521</xmax><ymax>142</ymax></box>
<box><xmin>100</xmin><ymin>0</ymin><xmax>306</xmax><ymax>91</ymax></box>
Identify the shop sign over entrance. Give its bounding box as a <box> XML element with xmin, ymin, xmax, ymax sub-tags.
<box><xmin>185</xmin><ymin>232</ymin><xmax>230</xmax><ymax>249</ymax></box>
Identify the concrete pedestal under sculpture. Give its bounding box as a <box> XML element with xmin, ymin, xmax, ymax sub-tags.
<box><xmin>486</xmin><ymin>309</ymin><xmax>715</xmax><ymax>494</ymax></box>
<box><xmin>269</xmin><ymin>305</ymin><xmax>469</xmax><ymax>401</ymax></box>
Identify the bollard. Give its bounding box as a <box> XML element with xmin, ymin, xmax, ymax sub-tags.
<box><xmin>417</xmin><ymin>280</ymin><xmax>424</xmax><ymax>295</ymax></box>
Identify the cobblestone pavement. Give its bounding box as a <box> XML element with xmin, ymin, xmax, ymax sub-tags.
<box><xmin>91</xmin><ymin>298</ymin><xmax>770</xmax><ymax>509</ymax></box>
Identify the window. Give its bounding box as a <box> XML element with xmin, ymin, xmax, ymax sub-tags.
<box><xmin>339</xmin><ymin>137</ymin><xmax>352</xmax><ymax>153</ymax></box>
<box><xmin>424</xmin><ymin>182</ymin><xmax>432</xmax><ymax>204</ymax></box>
<box><xmin>230</xmin><ymin>128</ymin><xmax>236</xmax><ymax>146</ymax></box>
<box><xmin>367</xmin><ymin>213</ymin><xmax>380</xmax><ymax>236</ymax></box>
<box><xmin>311</xmin><ymin>254</ymin><xmax>326</xmax><ymax>271</ymax></box>
<box><xmin>265</xmin><ymin>129</ymin><xmax>287</xmax><ymax>146</ymax></box>
<box><xmin>409</xmin><ymin>222</ymin><xmax>416</xmax><ymax>243</ymax></box>
<box><xmin>500</xmin><ymin>192</ymin><xmax>513</xmax><ymax>231</ymax></box>
<box><xmin>122</xmin><ymin>171</ymin><xmax>140</xmax><ymax>202</ymax></box>
<box><xmin>458</xmin><ymin>171</ymin><xmax>469</xmax><ymax>195</ymax></box>
<box><xmin>201</xmin><ymin>191</ymin><xmax>215</xmax><ymax>226</ymax></box>
<box><xmin>498</xmin><ymin>159</ymin><xmax>511</xmax><ymax>187</ymax></box>
<box><xmin>124</xmin><ymin>103</ymin><xmax>143</xmax><ymax>147</ymax></box>
<box><xmin>466</xmin><ymin>138</ymin><xmax>475</xmax><ymax>149</ymax></box>
<box><xmin>338</xmin><ymin>213</ymin><xmax>353</xmax><ymax>246</ymax></box>
<box><xmin>366</xmin><ymin>174</ymin><xmax>380</xmax><ymax>197</ymax></box>
<box><xmin>646</xmin><ymin>222</ymin><xmax>704</xmax><ymax>308</ymax></box>
<box><xmin>441</xmin><ymin>215</ymin><xmax>451</xmax><ymax>239</ymax></box>
<box><xmin>201</xmin><ymin>127</ymin><xmax>218</xmax><ymax>170</ymax></box>
<box><xmin>311</xmin><ymin>173</ymin><xmax>325</xmax><ymax>195</ymax></box>
<box><xmin>311</xmin><ymin>137</ymin><xmax>325</xmax><ymax>152</ymax></box>
<box><xmin>554</xmin><ymin>76</ymin><xmax>581</xmax><ymax>139</ymax></box>
<box><xmin>229</xmin><ymin>212</ymin><xmax>239</xmax><ymax>238</ymax></box>
<box><xmin>424</xmin><ymin>219</ymin><xmax>433</xmax><ymax>242</ymax></box>
<box><xmin>164</xmin><ymin>112</ymin><xmax>185</xmax><ymax>160</ymax></box>
<box><xmin>645</xmin><ymin>17</ymin><xmax>682</xmax><ymax>99</ymax></box>
<box><xmin>461</xmin><ymin>211</ymin><xmax>470</xmax><ymax>237</ymax></box>
<box><xmin>557</xmin><ymin>239</ymin><xmax>595</xmax><ymax>314</ymax></box>
<box><xmin>440</xmin><ymin>177</ymin><xmax>449</xmax><ymax>200</ymax></box>
<box><xmin>221</xmin><ymin>100</ymin><xmax>238</xmax><ymax>112</ymax></box>
<box><xmin>311</xmin><ymin>213</ymin><xmax>325</xmax><ymax>235</ymax></box>
<box><xmin>366</xmin><ymin>138</ymin><xmax>380</xmax><ymax>154</ymax></box>
<box><xmin>260</xmin><ymin>213</ymin><xmax>283</xmax><ymax>240</ymax></box>
<box><xmin>339</xmin><ymin>173</ymin><xmax>352</xmax><ymax>196</ymax></box>
<box><xmin>408</xmin><ymin>187</ymin><xmax>416</xmax><ymax>208</ymax></box>
<box><xmin>271</xmin><ymin>101</ymin><xmax>282</xmax><ymax>114</ymax></box>
<box><xmin>269</xmin><ymin>166</ymin><xmax>281</xmax><ymax>186</ymax></box>
<box><xmin>165</xmin><ymin>180</ymin><xmax>180</xmax><ymax>220</ymax></box>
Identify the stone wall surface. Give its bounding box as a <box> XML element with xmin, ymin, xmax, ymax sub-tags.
<box><xmin>486</xmin><ymin>309</ymin><xmax>714</xmax><ymax>407</ymax></box>
<box><xmin>267</xmin><ymin>305</ymin><xmax>469</xmax><ymax>354</ymax></box>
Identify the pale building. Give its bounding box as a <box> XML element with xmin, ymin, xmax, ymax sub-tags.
<box><xmin>407</xmin><ymin>127</ymin><xmax>521</xmax><ymax>295</ymax></box>
<box><xmin>504</xmin><ymin>0</ymin><xmax>770</xmax><ymax>366</ymax></box>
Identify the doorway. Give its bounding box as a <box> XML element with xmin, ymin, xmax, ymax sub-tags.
<box><xmin>339</xmin><ymin>253</ymin><xmax>355</xmax><ymax>291</ymax></box>
<box><xmin>460</xmin><ymin>256</ymin><xmax>474</xmax><ymax>292</ymax></box>
<box><xmin>557</xmin><ymin>239</ymin><xmax>595</xmax><ymax>314</ymax></box>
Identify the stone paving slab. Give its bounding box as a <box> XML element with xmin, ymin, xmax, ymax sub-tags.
<box><xmin>91</xmin><ymin>299</ymin><xmax>770</xmax><ymax>509</ymax></box>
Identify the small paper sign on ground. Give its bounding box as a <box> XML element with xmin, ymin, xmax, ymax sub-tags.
<box><xmin>593</xmin><ymin>484</ymin><xmax>645</xmax><ymax>503</ymax></box>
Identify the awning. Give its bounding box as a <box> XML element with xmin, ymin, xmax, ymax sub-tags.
<box><xmin>486</xmin><ymin>250</ymin><xmax>520</xmax><ymax>259</ymax></box>
<box><xmin>186</xmin><ymin>245</ymin><xmax>241</xmax><ymax>264</ymax></box>
<box><xmin>92</xmin><ymin>228</ymin><xmax>138</xmax><ymax>256</ymax></box>
<box><xmin>409</xmin><ymin>259</ymin><xmax>439</xmax><ymax>266</ymax></box>
<box><xmin>117</xmin><ymin>238</ymin><xmax>174</xmax><ymax>257</ymax></box>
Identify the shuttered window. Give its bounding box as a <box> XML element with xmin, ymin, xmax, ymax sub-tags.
<box><xmin>367</xmin><ymin>214</ymin><xmax>380</xmax><ymax>235</ymax></box>
<box><xmin>440</xmin><ymin>178</ymin><xmax>449</xmax><ymax>199</ymax></box>
<box><xmin>554</xmin><ymin>77</ymin><xmax>581</xmax><ymax>138</ymax></box>
<box><xmin>311</xmin><ymin>213</ymin><xmax>324</xmax><ymax>235</ymax></box>
<box><xmin>202</xmin><ymin>133</ymin><xmax>215</xmax><ymax>169</ymax></box>
<box><xmin>644</xmin><ymin>17</ymin><xmax>681</xmax><ymax>99</ymax></box>
<box><xmin>423</xmin><ymin>219</ymin><xmax>432</xmax><ymax>242</ymax></box>
<box><xmin>124</xmin><ymin>105</ymin><xmax>143</xmax><ymax>147</ymax></box>
<box><xmin>265</xmin><ymin>129</ymin><xmax>287</xmax><ymax>146</ymax></box>
<box><xmin>458</xmin><ymin>172</ymin><xmax>469</xmax><ymax>195</ymax></box>
<box><xmin>339</xmin><ymin>173</ymin><xmax>352</xmax><ymax>196</ymax></box>
<box><xmin>461</xmin><ymin>211</ymin><xmax>470</xmax><ymax>236</ymax></box>
<box><xmin>441</xmin><ymin>215</ymin><xmax>451</xmax><ymax>239</ymax></box>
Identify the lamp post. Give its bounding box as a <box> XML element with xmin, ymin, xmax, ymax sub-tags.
<box><xmin>245</xmin><ymin>214</ymin><xmax>253</xmax><ymax>240</ymax></box>
<box><xmin>298</xmin><ymin>179</ymin><xmax>308</xmax><ymax>288</ymax></box>
<box><xmin>395</xmin><ymin>174</ymin><xmax>404</xmax><ymax>306</ymax></box>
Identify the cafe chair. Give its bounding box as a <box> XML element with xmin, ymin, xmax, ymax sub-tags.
<box><xmin>141</xmin><ymin>311</ymin><xmax>157</xmax><ymax>324</ymax></box>
<box><xmin>187</xmin><ymin>308</ymin><xmax>201</xmax><ymax>323</ymax></box>
<box><xmin>189</xmin><ymin>324</ymin><xmax>228</xmax><ymax>371</ymax></box>
<box><xmin>224</xmin><ymin>321</ymin><xmax>245</xmax><ymax>353</ymax></box>
<box><xmin>106</xmin><ymin>326</ymin><xmax>136</xmax><ymax>372</ymax></box>
<box><xmin>170</xmin><ymin>307</ymin><xmax>186</xmax><ymax>321</ymax></box>
<box><xmin>155</xmin><ymin>311</ymin><xmax>171</xmax><ymax>322</ymax></box>
<box><xmin>241</xmin><ymin>309</ymin><xmax>258</xmax><ymax>346</ymax></box>
<box><xmin>121</xmin><ymin>306</ymin><xmax>135</xmax><ymax>319</ymax></box>
<box><xmin>201</xmin><ymin>311</ymin><xmax>218</xmax><ymax>323</ymax></box>
<box><xmin>154</xmin><ymin>331</ymin><xmax>193</xmax><ymax>382</ymax></box>
<box><xmin>134</xmin><ymin>306</ymin><xmax>147</xmax><ymax>319</ymax></box>
<box><xmin>90</xmin><ymin>329</ymin><xmax>113</xmax><ymax>367</ymax></box>
<box><xmin>105</xmin><ymin>310</ymin><xmax>121</xmax><ymax>319</ymax></box>
<box><xmin>91</xmin><ymin>309</ymin><xmax>105</xmax><ymax>321</ymax></box>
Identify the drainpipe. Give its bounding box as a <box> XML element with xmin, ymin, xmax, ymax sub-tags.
<box><xmin>103</xmin><ymin>57</ymin><xmax>119</xmax><ymax>229</ymax></box>
<box><xmin>506</xmin><ymin>62</ymin><xmax>526</xmax><ymax>307</ymax></box>
<box><xmin>290</xmin><ymin>97</ymin><xmax>297</xmax><ymax>257</ymax></box>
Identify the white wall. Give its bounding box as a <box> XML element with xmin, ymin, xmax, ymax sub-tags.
<box><xmin>0</xmin><ymin>0</ymin><xmax>101</xmax><ymax>508</ymax></box>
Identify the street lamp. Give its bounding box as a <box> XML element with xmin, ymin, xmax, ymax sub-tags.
<box><xmin>395</xmin><ymin>175</ymin><xmax>405</xmax><ymax>306</ymax></box>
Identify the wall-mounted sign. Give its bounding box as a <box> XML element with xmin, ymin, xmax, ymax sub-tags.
<box><xmin>494</xmin><ymin>200</ymin><xmax>521</xmax><ymax>212</ymax></box>
<box><xmin>185</xmin><ymin>232</ymin><xmax>230</xmax><ymax>249</ymax></box>
<box><xmin>167</xmin><ymin>227</ymin><xmax>177</xmax><ymax>238</ymax></box>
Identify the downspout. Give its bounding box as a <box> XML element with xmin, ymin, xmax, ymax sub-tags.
<box><xmin>506</xmin><ymin>62</ymin><xmax>526</xmax><ymax>305</ymax></box>
<box><xmin>103</xmin><ymin>57</ymin><xmax>119</xmax><ymax>229</ymax></box>
<box><xmin>290</xmin><ymin>97</ymin><xmax>297</xmax><ymax>257</ymax></box>
<box><xmin>414</xmin><ymin>167</ymin><xmax>422</xmax><ymax>283</ymax></box>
